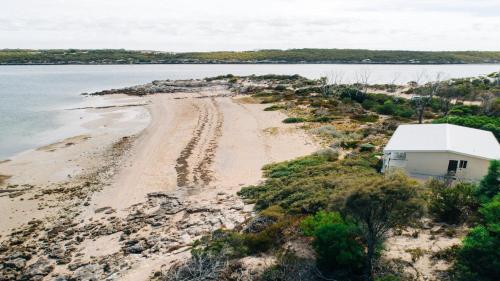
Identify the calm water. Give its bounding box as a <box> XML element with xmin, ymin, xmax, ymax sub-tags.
<box><xmin>1</xmin><ymin>64</ymin><xmax>499</xmax><ymax>158</ymax></box>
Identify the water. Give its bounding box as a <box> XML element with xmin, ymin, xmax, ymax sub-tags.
<box><xmin>1</xmin><ymin>64</ymin><xmax>499</xmax><ymax>159</ymax></box>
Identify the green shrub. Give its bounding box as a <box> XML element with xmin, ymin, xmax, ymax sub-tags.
<box><xmin>313</xmin><ymin>148</ymin><xmax>339</xmax><ymax>161</ymax></box>
<box><xmin>433</xmin><ymin>115</ymin><xmax>500</xmax><ymax>140</ymax></box>
<box><xmin>353</xmin><ymin>114</ymin><xmax>379</xmax><ymax>123</ymax></box>
<box><xmin>300</xmin><ymin>211</ymin><xmax>343</xmax><ymax>236</ymax></box>
<box><xmin>243</xmin><ymin>220</ymin><xmax>288</xmax><ymax>254</ymax></box>
<box><xmin>264</xmin><ymin>104</ymin><xmax>285</xmax><ymax>111</ymax></box>
<box><xmin>376</xmin><ymin>101</ymin><xmax>397</xmax><ymax>115</ymax></box>
<box><xmin>283</xmin><ymin>117</ymin><xmax>305</xmax><ymax>123</ymax></box>
<box><xmin>452</xmin><ymin>195</ymin><xmax>500</xmax><ymax>281</ymax></box>
<box><xmin>359</xmin><ymin>143</ymin><xmax>375</xmax><ymax>152</ymax></box>
<box><xmin>428</xmin><ymin>180</ymin><xmax>479</xmax><ymax>224</ymax></box>
<box><xmin>476</xmin><ymin>160</ymin><xmax>500</xmax><ymax>202</ymax></box>
<box><xmin>238</xmin><ymin>154</ymin><xmax>380</xmax><ymax>214</ymax></box>
<box><xmin>312</xmin><ymin>221</ymin><xmax>364</xmax><ymax>273</ymax></box>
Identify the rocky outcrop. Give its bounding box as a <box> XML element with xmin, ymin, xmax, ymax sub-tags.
<box><xmin>85</xmin><ymin>79</ymin><xmax>229</xmax><ymax>96</ymax></box>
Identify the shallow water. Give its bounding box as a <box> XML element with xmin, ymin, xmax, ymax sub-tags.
<box><xmin>1</xmin><ymin>64</ymin><xmax>499</xmax><ymax>158</ymax></box>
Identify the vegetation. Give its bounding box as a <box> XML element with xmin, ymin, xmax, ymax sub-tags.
<box><xmin>433</xmin><ymin>115</ymin><xmax>500</xmax><ymax>140</ymax></box>
<box><xmin>428</xmin><ymin>180</ymin><xmax>479</xmax><ymax>224</ymax></box>
<box><xmin>344</xmin><ymin>173</ymin><xmax>424</xmax><ymax>280</ymax></box>
<box><xmin>452</xmin><ymin>195</ymin><xmax>500</xmax><ymax>281</ymax></box>
<box><xmin>162</xmin><ymin>74</ymin><xmax>499</xmax><ymax>281</ymax></box>
<box><xmin>2</xmin><ymin>49</ymin><xmax>500</xmax><ymax>64</ymax></box>
<box><xmin>476</xmin><ymin>160</ymin><xmax>500</xmax><ymax>202</ymax></box>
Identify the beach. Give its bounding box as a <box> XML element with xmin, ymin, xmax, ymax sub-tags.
<box><xmin>0</xmin><ymin>83</ymin><xmax>319</xmax><ymax>280</ymax></box>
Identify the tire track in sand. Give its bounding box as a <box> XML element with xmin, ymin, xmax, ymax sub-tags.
<box><xmin>175</xmin><ymin>98</ymin><xmax>224</xmax><ymax>187</ymax></box>
<box><xmin>193</xmin><ymin>98</ymin><xmax>223</xmax><ymax>186</ymax></box>
<box><xmin>174</xmin><ymin>102</ymin><xmax>207</xmax><ymax>187</ymax></box>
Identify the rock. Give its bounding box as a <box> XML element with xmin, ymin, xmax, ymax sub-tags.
<box><xmin>23</xmin><ymin>258</ymin><xmax>53</xmax><ymax>279</ymax></box>
<box><xmin>243</xmin><ymin>216</ymin><xmax>275</xmax><ymax>233</ymax></box>
<box><xmin>4</xmin><ymin>257</ymin><xmax>26</xmax><ymax>269</ymax></box>
<box><xmin>94</xmin><ymin>207</ymin><xmax>112</xmax><ymax>214</ymax></box>
<box><xmin>71</xmin><ymin>264</ymin><xmax>102</xmax><ymax>281</ymax></box>
<box><xmin>125</xmin><ymin>240</ymin><xmax>149</xmax><ymax>254</ymax></box>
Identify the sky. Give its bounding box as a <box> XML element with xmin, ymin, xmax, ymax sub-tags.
<box><xmin>2</xmin><ymin>0</ymin><xmax>500</xmax><ymax>51</ymax></box>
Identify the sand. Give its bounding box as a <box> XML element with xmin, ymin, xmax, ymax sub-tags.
<box><xmin>0</xmin><ymin>88</ymin><xmax>319</xmax><ymax>280</ymax></box>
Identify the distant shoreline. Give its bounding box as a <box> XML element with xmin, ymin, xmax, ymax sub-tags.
<box><xmin>2</xmin><ymin>62</ymin><xmax>500</xmax><ymax>66</ymax></box>
<box><xmin>2</xmin><ymin>48</ymin><xmax>500</xmax><ymax>65</ymax></box>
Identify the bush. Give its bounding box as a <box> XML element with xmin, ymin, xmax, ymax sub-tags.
<box><xmin>312</xmin><ymin>148</ymin><xmax>339</xmax><ymax>161</ymax></box>
<box><xmin>476</xmin><ymin>160</ymin><xmax>500</xmax><ymax>202</ymax></box>
<box><xmin>260</xmin><ymin>253</ymin><xmax>318</xmax><ymax>281</ymax></box>
<box><xmin>376</xmin><ymin>100</ymin><xmax>397</xmax><ymax>115</ymax></box>
<box><xmin>310</xmin><ymin>125</ymin><xmax>343</xmax><ymax>138</ymax></box>
<box><xmin>428</xmin><ymin>180</ymin><xmax>479</xmax><ymax>224</ymax></box>
<box><xmin>312</xmin><ymin>221</ymin><xmax>364</xmax><ymax>273</ymax></box>
<box><xmin>359</xmin><ymin>143</ymin><xmax>375</xmax><ymax>152</ymax></box>
<box><xmin>453</xmin><ymin>196</ymin><xmax>500</xmax><ymax>281</ymax></box>
<box><xmin>300</xmin><ymin>211</ymin><xmax>343</xmax><ymax>236</ymax></box>
<box><xmin>433</xmin><ymin>115</ymin><xmax>500</xmax><ymax>140</ymax></box>
<box><xmin>243</xmin><ymin>221</ymin><xmax>286</xmax><ymax>254</ymax></box>
<box><xmin>264</xmin><ymin>104</ymin><xmax>285</xmax><ymax>111</ymax></box>
<box><xmin>353</xmin><ymin>114</ymin><xmax>379</xmax><ymax>123</ymax></box>
<box><xmin>283</xmin><ymin>117</ymin><xmax>305</xmax><ymax>123</ymax></box>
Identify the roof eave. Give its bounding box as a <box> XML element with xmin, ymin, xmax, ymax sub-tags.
<box><xmin>383</xmin><ymin>149</ymin><xmax>499</xmax><ymax>161</ymax></box>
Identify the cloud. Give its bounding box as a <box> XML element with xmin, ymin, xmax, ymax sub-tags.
<box><xmin>0</xmin><ymin>0</ymin><xmax>499</xmax><ymax>51</ymax></box>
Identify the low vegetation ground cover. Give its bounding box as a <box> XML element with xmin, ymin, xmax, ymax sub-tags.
<box><xmin>161</xmin><ymin>74</ymin><xmax>499</xmax><ymax>281</ymax></box>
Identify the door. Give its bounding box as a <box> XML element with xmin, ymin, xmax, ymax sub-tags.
<box><xmin>447</xmin><ymin>160</ymin><xmax>458</xmax><ymax>175</ymax></box>
<box><xmin>456</xmin><ymin>160</ymin><xmax>468</xmax><ymax>178</ymax></box>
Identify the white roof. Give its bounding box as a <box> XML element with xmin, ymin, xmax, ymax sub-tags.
<box><xmin>384</xmin><ymin>124</ymin><xmax>500</xmax><ymax>160</ymax></box>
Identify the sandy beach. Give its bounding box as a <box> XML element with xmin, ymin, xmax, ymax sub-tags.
<box><xmin>0</xmin><ymin>84</ymin><xmax>319</xmax><ymax>280</ymax></box>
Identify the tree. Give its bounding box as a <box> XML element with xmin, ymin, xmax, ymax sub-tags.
<box><xmin>412</xmin><ymin>72</ymin><xmax>443</xmax><ymax>123</ymax></box>
<box><xmin>452</xmin><ymin>195</ymin><xmax>500</xmax><ymax>281</ymax></box>
<box><xmin>344</xmin><ymin>172</ymin><xmax>424</xmax><ymax>281</ymax></box>
<box><xmin>476</xmin><ymin>160</ymin><xmax>500</xmax><ymax>202</ymax></box>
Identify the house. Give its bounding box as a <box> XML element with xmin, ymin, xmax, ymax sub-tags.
<box><xmin>382</xmin><ymin>124</ymin><xmax>500</xmax><ymax>182</ymax></box>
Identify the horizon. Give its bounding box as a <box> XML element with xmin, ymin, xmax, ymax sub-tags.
<box><xmin>3</xmin><ymin>48</ymin><xmax>500</xmax><ymax>53</ymax></box>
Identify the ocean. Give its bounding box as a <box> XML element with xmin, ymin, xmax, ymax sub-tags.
<box><xmin>1</xmin><ymin>64</ymin><xmax>499</xmax><ymax>159</ymax></box>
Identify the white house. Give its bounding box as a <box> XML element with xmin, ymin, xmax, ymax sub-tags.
<box><xmin>382</xmin><ymin>124</ymin><xmax>500</xmax><ymax>182</ymax></box>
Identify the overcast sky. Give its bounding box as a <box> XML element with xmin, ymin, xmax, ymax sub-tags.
<box><xmin>2</xmin><ymin>0</ymin><xmax>499</xmax><ymax>51</ymax></box>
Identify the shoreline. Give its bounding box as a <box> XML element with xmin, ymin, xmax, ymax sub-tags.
<box><xmin>0</xmin><ymin>95</ymin><xmax>149</xmax><ymax>162</ymax></box>
<box><xmin>0</xmin><ymin>84</ymin><xmax>319</xmax><ymax>280</ymax></box>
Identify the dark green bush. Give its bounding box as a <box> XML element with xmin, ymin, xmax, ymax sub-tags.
<box><xmin>433</xmin><ymin>115</ymin><xmax>500</xmax><ymax>140</ymax></box>
<box><xmin>359</xmin><ymin>143</ymin><xmax>375</xmax><ymax>152</ymax></box>
<box><xmin>312</xmin><ymin>221</ymin><xmax>364</xmax><ymax>273</ymax></box>
<box><xmin>264</xmin><ymin>104</ymin><xmax>285</xmax><ymax>111</ymax></box>
<box><xmin>300</xmin><ymin>211</ymin><xmax>343</xmax><ymax>236</ymax></box>
<box><xmin>283</xmin><ymin>117</ymin><xmax>305</xmax><ymax>123</ymax></box>
<box><xmin>376</xmin><ymin>101</ymin><xmax>397</xmax><ymax>115</ymax></box>
<box><xmin>476</xmin><ymin>160</ymin><xmax>500</xmax><ymax>202</ymax></box>
<box><xmin>428</xmin><ymin>180</ymin><xmax>479</xmax><ymax>224</ymax></box>
<box><xmin>452</xmin><ymin>195</ymin><xmax>500</xmax><ymax>281</ymax></box>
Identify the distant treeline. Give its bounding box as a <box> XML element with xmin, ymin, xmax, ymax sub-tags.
<box><xmin>2</xmin><ymin>49</ymin><xmax>500</xmax><ymax>65</ymax></box>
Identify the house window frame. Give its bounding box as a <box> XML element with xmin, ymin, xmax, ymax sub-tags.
<box><xmin>392</xmin><ymin>152</ymin><xmax>406</xmax><ymax>160</ymax></box>
<box><xmin>459</xmin><ymin>160</ymin><xmax>468</xmax><ymax>169</ymax></box>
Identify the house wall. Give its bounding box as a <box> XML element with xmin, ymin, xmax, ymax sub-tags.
<box><xmin>386</xmin><ymin>151</ymin><xmax>491</xmax><ymax>182</ymax></box>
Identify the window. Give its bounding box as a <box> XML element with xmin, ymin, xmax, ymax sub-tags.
<box><xmin>392</xmin><ymin>152</ymin><xmax>406</xmax><ymax>160</ymax></box>
<box><xmin>459</xmin><ymin>160</ymin><xmax>468</xmax><ymax>169</ymax></box>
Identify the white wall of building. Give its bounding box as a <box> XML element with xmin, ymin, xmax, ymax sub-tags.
<box><xmin>385</xmin><ymin>151</ymin><xmax>492</xmax><ymax>182</ymax></box>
